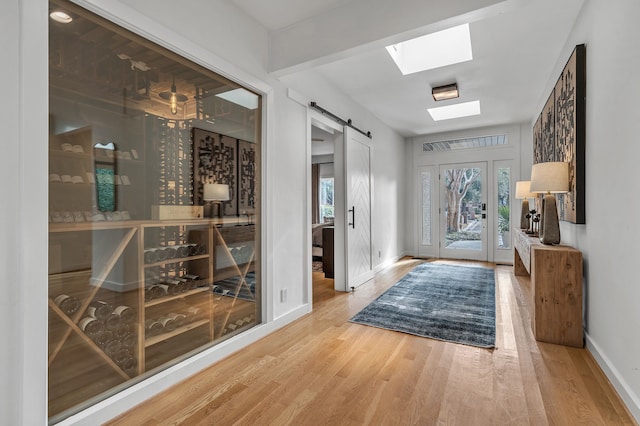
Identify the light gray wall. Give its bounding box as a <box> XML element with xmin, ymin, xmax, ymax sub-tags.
<box><xmin>532</xmin><ymin>0</ymin><xmax>640</xmax><ymax>419</ymax></box>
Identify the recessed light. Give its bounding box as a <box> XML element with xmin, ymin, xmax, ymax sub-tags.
<box><xmin>50</xmin><ymin>10</ymin><xmax>73</xmax><ymax>24</ymax></box>
<box><xmin>386</xmin><ymin>24</ymin><xmax>473</xmax><ymax>75</ymax></box>
<box><xmin>428</xmin><ymin>100</ymin><xmax>481</xmax><ymax>121</ymax></box>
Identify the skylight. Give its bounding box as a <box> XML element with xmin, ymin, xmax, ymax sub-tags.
<box><xmin>428</xmin><ymin>100</ymin><xmax>481</xmax><ymax>121</ymax></box>
<box><xmin>215</xmin><ymin>88</ymin><xmax>259</xmax><ymax>110</ymax></box>
<box><xmin>386</xmin><ymin>24</ymin><xmax>473</xmax><ymax>75</ymax></box>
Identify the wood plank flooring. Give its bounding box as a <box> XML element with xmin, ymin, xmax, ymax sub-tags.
<box><xmin>107</xmin><ymin>258</ymin><xmax>636</xmax><ymax>425</ymax></box>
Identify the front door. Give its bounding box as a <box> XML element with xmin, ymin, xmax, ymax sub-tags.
<box><xmin>439</xmin><ymin>162</ymin><xmax>488</xmax><ymax>261</ymax></box>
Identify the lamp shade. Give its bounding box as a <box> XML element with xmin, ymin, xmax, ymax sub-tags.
<box><xmin>530</xmin><ymin>162</ymin><xmax>569</xmax><ymax>193</ymax></box>
<box><xmin>515</xmin><ymin>181</ymin><xmax>536</xmax><ymax>199</ymax></box>
<box><xmin>203</xmin><ymin>183</ymin><xmax>230</xmax><ymax>201</ymax></box>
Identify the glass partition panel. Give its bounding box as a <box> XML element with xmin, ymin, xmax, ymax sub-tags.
<box><xmin>48</xmin><ymin>0</ymin><xmax>262</xmax><ymax>422</ymax></box>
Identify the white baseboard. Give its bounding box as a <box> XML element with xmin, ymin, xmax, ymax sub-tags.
<box><xmin>58</xmin><ymin>304</ymin><xmax>311</xmax><ymax>426</ymax></box>
<box><xmin>374</xmin><ymin>251</ymin><xmax>409</xmax><ymax>273</ymax></box>
<box><xmin>585</xmin><ymin>333</ymin><xmax>640</xmax><ymax>422</ymax></box>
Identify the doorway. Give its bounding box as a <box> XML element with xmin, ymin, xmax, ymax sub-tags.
<box><xmin>310</xmin><ymin>120</ymin><xmax>341</xmax><ymax>301</ymax></box>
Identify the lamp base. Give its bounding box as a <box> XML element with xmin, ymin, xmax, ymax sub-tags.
<box><xmin>539</xmin><ymin>194</ymin><xmax>560</xmax><ymax>245</ymax></box>
<box><xmin>520</xmin><ymin>199</ymin><xmax>530</xmax><ymax>230</ymax></box>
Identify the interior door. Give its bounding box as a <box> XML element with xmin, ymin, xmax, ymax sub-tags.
<box><xmin>344</xmin><ymin>127</ymin><xmax>374</xmax><ymax>289</ymax></box>
<box><xmin>439</xmin><ymin>162</ymin><xmax>488</xmax><ymax>261</ymax></box>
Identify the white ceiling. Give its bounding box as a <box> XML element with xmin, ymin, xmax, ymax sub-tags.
<box><xmin>232</xmin><ymin>0</ymin><xmax>585</xmax><ymax>138</ymax></box>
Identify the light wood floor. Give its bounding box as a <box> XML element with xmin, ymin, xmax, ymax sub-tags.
<box><xmin>107</xmin><ymin>258</ymin><xmax>636</xmax><ymax>425</ymax></box>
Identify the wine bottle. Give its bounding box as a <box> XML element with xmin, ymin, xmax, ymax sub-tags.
<box><xmin>144</xmin><ymin>319</ymin><xmax>163</xmax><ymax>337</ymax></box>
<box><xmin>167</xmin><ymin>312</ymin><xmax>186</xmax><ymax>328</ymax></box>
<box><xmin>157</xmin><ymin>316</ymin><xmax>176</xmax><ymax>332</ymax></box>
<box><xmin>175</xmin><ymin>276</ymin><xmax>192</xmax><ymax>291</ymax></box>
<box><xmin>113</xmin><ymin>305</ymin><xmax>136</xmax><ymax>324</ymax></box>
<box><xmin>163</xmin><ymin>246</ymin><xmax>177</xmax><ymax>259</ymax></box>
<box><xmin>114</xmin><ymin>323</ymin><xmax>130</xmax><ymax>340</ymax></box>
<box><xmin>104</xmin><ymin>313</ymin><xmax>122</xmax><ymax>331</ymax></box>
<box><xmin>188</xmin><ymin>244</ymin><xmax>198</xmax><ymax>256</ymax></box>
<box><xmin>165</xmin><ymin>278</ymin><xmax>184</xmax><ymax>294</ymax></box>
<box><xmin>121</xmin><ymin>332</ymin><xmax>136</xmax><ymax>348</ymax></box>
<box><xmin>53</xmin><ymin>294</ymin><xmax>80</xmax><ymax>316</ymax></box>
<box><xmin>113</xmin><ymin>349</ymin><xmax>129</xmax><ymax>365</ymax></box>
<box><xmin>78</xmin><ymin>316</ymin><xmax>104</xmax><ymax>336</ymax></box>
<box><xmin>94</xmin><ymin>330</ymin><xmax>113</xmax><ymax>347</ymax></box>
<box><xmin>102</xmin><ymin>339</ymin><xmax>122</xmax><ymax>357</ymax></box>
<box><xmin>87</xmin><ymin>300</ymin><xmax>113</xmax><ymax>321</ymax></box>
<box><xmin>119</xmin><ymin>355</ymin><xmax>137</xmax><ymax>374</ymax></box>
<box><xmin>155</xmin><ymin>247</ymin><xmax>168</xmax><ymax>261</ymax></box>
<box><xmin>196</xmin><ymin>244</ymin><xmax>207</xmax><ymax>255</ymax></box>
<box><xmin>143</xmin><ymin>249</ymin><xmax>157</xmax><ymax>264</ymax></box>
<box><xmin>176</xmin><ymin>245</ymin><xmax>190</xmax><ymax>258</ymax></box>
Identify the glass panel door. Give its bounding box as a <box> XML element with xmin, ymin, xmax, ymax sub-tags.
<box><xmin>417</xmin><ymin>166</ymin><xmax>436</xmax><ymax>257</ymax></box>
<box><xmin>440</xmin><ymin>162</ymin><xmax>487</xmax><ymax>261</ymax></box>
<box><xmin>494</xmin><ymin>160</ymin><xmax>514</xmax><ymax>263</ymax></box>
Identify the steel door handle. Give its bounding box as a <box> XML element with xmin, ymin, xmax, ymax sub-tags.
<box><xmin>348</xmin><ymin>206</ymin><xmax>355</xmax><ymax>228</ymax></box>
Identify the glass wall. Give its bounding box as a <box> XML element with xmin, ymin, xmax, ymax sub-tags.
<box><xmin>48</xmin><ymin>0</ymin><xmax>261</xmax><ymax>422</ymax></box>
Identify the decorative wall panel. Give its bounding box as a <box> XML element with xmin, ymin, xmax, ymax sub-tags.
<box><xmin>532</xmin><ymin>44</ymin><xmax>586</xmax><ymax>224</ymax></box>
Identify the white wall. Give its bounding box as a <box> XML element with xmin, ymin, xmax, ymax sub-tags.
<box><xmin>5</xmin><ymin>0</ymin><xmax>407</xmax><ymax>424</ymax></box>
<box><xmin>532</xmin><ymin>0</ymin><xmax>640</xmax><ymax>419</ymax></box>
<box><xmin>282</xmin><ymin>71</ymin><xmax>407</xmax><ymax>269</ymax></box>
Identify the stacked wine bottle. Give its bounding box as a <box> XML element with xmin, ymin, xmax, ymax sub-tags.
<box><xmin>76</xmin><ymin>300</ymin><xmax>138</xmax><ymax>376</ymax></box>
<box><xmin>144</xmin><ymin>274</ymin><xmax>201</xmax><ymax>302</ymax></box>
<box><xmin>143</xmin><ymin>243</ymin><xmax>206</xmax><ymax>264</ymax></box>
<box><xmin>144</xmin><ymin>306</ymin><xmax>204</xmax><ymax>338</ymax></box>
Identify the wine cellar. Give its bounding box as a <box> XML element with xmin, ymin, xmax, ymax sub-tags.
<box><xmin>47</xmin><ymin>0</ymin><xmax>261</xmax><ymax>421</ymax></box>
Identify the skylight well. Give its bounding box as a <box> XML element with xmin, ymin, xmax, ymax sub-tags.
<box><xmin>428</xmin><ymin>100</ymin><xmax>481</xmax><ymax>121</ymax></box>
<box><xmin>386</xmin><ymin>23</ymin><xmax>473</xmax><ymax>75</ymax></box>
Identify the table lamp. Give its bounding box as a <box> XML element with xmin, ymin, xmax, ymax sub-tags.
<box><xmin>515</xmin><ymin>181</ymin><xmax>536</xmax><ymax>231</ymax></box>
<box><xmin>530</xmin><ymin>162</ymin><xmax>569</xmax><ymax>245</ymax></box>
<box><xmin>203</xmin><ymin>183</ymin><xmax>230</xmax><ymax>219</ymax></box>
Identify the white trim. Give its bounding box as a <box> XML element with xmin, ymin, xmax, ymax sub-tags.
<box><xmin>57</xmin><ymin>305</ymin><xmax>310</xmax><ymax>425</ymax></box>
<box><xmin>41</xmin><ymin>0</ymin><xmax>279</xmax><ymax>423</ymax></box>
<box><xmin>585</xmin><ymin>333</ymin><xmax>640</xmax><ymax>423</ymax></box>
<box><xmin>374</xmin><ymin>252</ymin><xmax>408</xmax><ymax>273</ymax></box>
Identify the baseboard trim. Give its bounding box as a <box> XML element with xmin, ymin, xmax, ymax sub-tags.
<box><xmin>374</xmin><ymin>251</ymin><xmax>409</xmax><ymax>273</ymax></box>
<box><xmin>585</xmin><ymin>332</ymin><xmax>640</xmax><ymax>422</ymax></box>
<box><xmin>58</xmin><ymin>304</ymin><xmax>311</xmax><ymax>425</ymax></box>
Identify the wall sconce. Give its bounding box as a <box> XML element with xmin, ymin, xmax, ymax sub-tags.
<box><xmin>159</xmin><ymin>76</ymin><xmax>187</xmax><ymax>115</ymax></box>
<box><xmin>432</xmin><ymin>83</ymin><xmax>459</xmax><ymax>101</ymax></box>
<box><xmin>515</xmin><ymin>180</ymin><xmax>536</xmax><ymax>231</ymax></box>
<box><xmin>203</xmin><ymin>183</ymin><xmax>230</xmax><ymax>219</ymax></box>
<box><xmin>530</xmin><ymin>162</ymin><xmax>569</xmax><ymax>245</ymax></box>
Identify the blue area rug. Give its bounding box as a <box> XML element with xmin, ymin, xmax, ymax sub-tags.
<box><xmin>350</xmin><ymin>263</ymin><xmax>496</xmax><ymax>348</ymax></box>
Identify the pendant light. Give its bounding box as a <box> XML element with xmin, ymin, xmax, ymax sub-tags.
<box><xmin>159</xmin><ymin>76</ymin><xmax>188</xmax><ymax>115</ymax></box>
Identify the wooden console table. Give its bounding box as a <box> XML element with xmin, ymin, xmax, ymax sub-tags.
<box><xmin>513</xmin><ymin>229</ymin><xmax>583</xmax><ymax>347</ymax></box>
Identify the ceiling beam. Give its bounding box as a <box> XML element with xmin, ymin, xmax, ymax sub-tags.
<box><xmin>269</xmin><ymin>0</ymin><xmax>518</xmax><ymax>76</ymax></box>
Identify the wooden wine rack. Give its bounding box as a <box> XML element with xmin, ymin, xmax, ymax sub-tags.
<box><xmin>48</xmin><ymin>218</ymin><xmax>256</xmax><ymax>382</ymax></box>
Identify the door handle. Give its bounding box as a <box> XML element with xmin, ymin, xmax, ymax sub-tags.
<box><xmin>348</xmin><ymin>206</ymin><xmax>355</xmax><ymax>228</ymax></box>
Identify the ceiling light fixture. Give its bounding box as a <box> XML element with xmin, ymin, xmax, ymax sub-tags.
<box><xmin>386</xmin><ymin>23</ymin><xmax>473</xmax><ymax>75</ymax></box>
<box><xmin>428</xmin><ymin>100</ymin><xmax>481</xmax><ymax>121</ymax></box>
<box><xmin>159</xmin><ymin>76</ymin><xmax>188</xmax><ymax>115</ymax></box>
<box><xmin>50</xmin><ymin>10</ymin><xmax>73</xmax><ymax>24</ymax></box>
<box><xmin>432</xmin><ymin>83</ymin><xmax>459</xmax><ymax>101</ymax></box>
